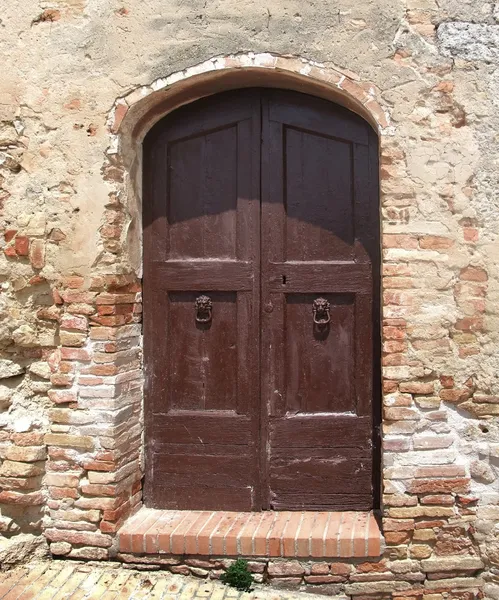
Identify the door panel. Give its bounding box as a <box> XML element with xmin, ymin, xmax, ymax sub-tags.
<box><xmin>284</xmin><ymin>293</ymin><xmax>355</xmax><ymax>414</ymax></box>
<box><xmin>143</xmin><ymin>88</ymin><xmax>379</xmax><ymax>512</ymax></box>
<box><xmin>143</xmin><ymin>91</ymin><xmax>261</xmax><ymax>510</ymax></box>
<box><xmin>261</xmin><ymin>90</ymin><xmax>379</xmax><ymax>510</ymax></box>
<box><xmin>167</xmin><ymin>291</ymin><xmax>237</xmax><ymax>411</ymax></box>
<box><xmin>168</xmin><ymin>127</ymin><xmax>238</xmax><ymax>259</ymax></box>
<box><xmin>284</xmin><ymin>128</ymin><xmax>354</xmax><ymax>261</ymax></box>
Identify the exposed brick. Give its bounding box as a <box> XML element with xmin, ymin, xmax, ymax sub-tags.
<box><xmin>4</xmin><ymin>446</ymin><xmax>46</xmax><ymax>462</ymax></box>
<box><xmin>459</xmin><ymin>267</ymin><xmax>487</xmax><ymax>282</ymax></box>
<box><xmin>0</xmin><ymin>460</ymin><xmax>45</xmax><ymax>477</ymax></box>
<box><xmin>15</xmin><ymin>235</ymin><xmax>29</xmax><ymax>256</ymax></box>
<box><xmin>399</xmin><ymin>382</ymin><xmax>434</xmax><ymax>394</ymax></box>
<box><xmin>419</xmin><ymin>236</ymin><xmax>454</xmax><ymax>250</ymax></box>
<box><xmin>48</xmin><ymin>390</ymin><xmax>78</xmax><ymax>404</ymax></box>
<box><xmin>409</xmin><ymin>478</ymin><xmax>470</xmax><ymax>494</ymax></box>
<box><xmin>45</xmin><ymin>528</ymin><xmax>113</xmax><ymax>547</ymax></box>
<box><xmin>383</xmin><ymin>235</ymin><xmax>418</xmax><ymax>249</ymax></box>
<box><xmin>60</xmin><ymin>348</ymin><xmax>91</xmax><ymax>361</ymax></box>
<box><xmin>0</xmin><ymin>490</ymin><xmax>44</xmax><ymax>505</ymax></box>
<box><xmin>44</xmin><ymin>434</ymin><xmax>94</xmax><ymax>450</ymax></box>
<box><xmin>29</xmin><ymin>239</ymin><xmax>45</xmax><ymax>269</ymax></box>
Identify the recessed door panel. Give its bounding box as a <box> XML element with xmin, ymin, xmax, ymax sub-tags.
<box><xmin>167</xmin><ymin>291</ymin><xmax>237</xmax><ymax>411</ymax></box>
<box><xmin>285</xmin><ymin>128</ymin><xmax>354</xmax><ymax>261</ymax></box>
<box><xmin>168</xmin><ymin>127</ymin><xmax>238</xmax><ymax>260</ymax></box>
<box><xmin>284</xmin><ymin>293</ymin><xmax>355</xmax><ymax>414</ymax></box>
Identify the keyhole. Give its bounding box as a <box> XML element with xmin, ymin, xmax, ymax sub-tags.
<box><xmin>282</xmin><ymin>275</ymin><xmax>287</xmax><ymax>285</ymax></box>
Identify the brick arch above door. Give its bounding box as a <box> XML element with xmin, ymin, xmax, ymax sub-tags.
<box><xmin>104</xmin><ymin>52</ymin><xmax>389</xmax><ymax>277</ymax></box>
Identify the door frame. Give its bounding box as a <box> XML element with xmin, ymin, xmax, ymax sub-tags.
<box><xmin>140</xmin><ymin>85</ymin><xmax>382</xmax><ymax>511</ymax></box>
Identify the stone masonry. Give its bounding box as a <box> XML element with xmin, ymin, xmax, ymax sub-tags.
<box><xmin>1</xmin><ymin>1</ymin><xmax>499</xmax><ymax>599</ymax></box>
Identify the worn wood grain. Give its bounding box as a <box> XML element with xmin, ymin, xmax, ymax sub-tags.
<box><xmin>143</xmin><ymin>88</ymin><xmax>380</xmax><ymax>511</ymax></box>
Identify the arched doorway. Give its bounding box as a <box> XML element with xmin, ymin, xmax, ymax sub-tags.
<box><xmin>142</xmin><ymin>88</ymin><xmax>380</xmax><ymax>512</ymax></box>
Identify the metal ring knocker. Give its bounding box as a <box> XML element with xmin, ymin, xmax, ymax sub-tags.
<box><xmin>195</xmin><ymin>294</ymin><xmax>212</xmax><ymax>324</ymax></box>
<box><xmin>312</xmin><ymin>297</ymin><xmax>331</xmax><ymax>326</ymax></box>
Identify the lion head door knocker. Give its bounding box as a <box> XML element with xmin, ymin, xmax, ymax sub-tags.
<box><xmin>312</xmin><ymin>297</ymin><xmax>331</xmax><ymax>328</ymax></box>
<box><xmin>195</xmin><ymin>294</ymin><xmax>212</xmax><ymax>324</ymax></box>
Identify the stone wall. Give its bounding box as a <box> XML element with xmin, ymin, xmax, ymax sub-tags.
<box><xmin>0</xmin><ymin>1</ymin><xmax>499</xmax><ymax>599</ymax></box>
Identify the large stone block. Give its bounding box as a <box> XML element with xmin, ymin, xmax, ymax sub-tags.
<box><xmin>438</xmin><ymin>22</ymin><xmax>499</xmax><ymax>62</ymax></box>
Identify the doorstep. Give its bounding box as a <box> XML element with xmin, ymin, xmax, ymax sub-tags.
<box><xmin>118</xmin><ymin>509</ymin><xmax>383</xmax><ymax>559</ymax></box>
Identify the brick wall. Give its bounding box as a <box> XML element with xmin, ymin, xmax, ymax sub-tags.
<box><xmin>1</xmin><ymin>1</ymin><xmax>499</xmax><ymax>598</ymax></box>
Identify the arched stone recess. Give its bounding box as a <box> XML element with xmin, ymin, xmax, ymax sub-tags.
<box><xmin>44</xmin><ymin>53</ymin><xmax>392</xmax><ymax>559</ymax></box>
<box><xmin>108</xmin><ymin>52</ymin><xmax>390</xmax><ymax>275</ymax></box>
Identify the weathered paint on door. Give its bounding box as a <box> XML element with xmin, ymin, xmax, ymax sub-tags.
<box><xmin>143</xmin><ymin>89</ymin><xmax>380</xmax><ymax>511</ymax></box>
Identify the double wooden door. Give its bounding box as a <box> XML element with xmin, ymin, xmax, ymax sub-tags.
<box><xmin>143</xmin><ymin>89</ymin><xmax>380</xmax><ymax>511</ymax></box>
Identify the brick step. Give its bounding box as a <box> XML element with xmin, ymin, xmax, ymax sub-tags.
<box><xmin>118</xmin><ymin>509</ymin><xmax>383</xmax><ymax>559</ymax></box>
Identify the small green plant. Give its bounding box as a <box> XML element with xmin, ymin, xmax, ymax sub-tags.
<box><xmin>220</xmin><ymin>558</ymin><xmax>254</xmax><ymax>592</ymax></box>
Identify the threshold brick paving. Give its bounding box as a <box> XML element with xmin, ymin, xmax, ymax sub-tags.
<box><xmin>0</xmin><ymin>561</ymin><xmax>335</xmax><ymax>600</ymax></box>
<box><xmin>118</xmin><ymin>509</ymin><xmax>382</xmax><ymax>558</ymax></box>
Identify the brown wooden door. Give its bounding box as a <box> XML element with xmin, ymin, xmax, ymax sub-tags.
<box><xmin>261</xmin><ymin>91</ymin><xmax>380</xmax><ymax>510</ymax></box>
<box><xmin>143</xmin><ymin>91</ymin><xmax>262</xmax><ymax>510</ymax></box>
<box><xmin>143</xmin><ymin>89</ymin><xmax>380</xmax><ymax>511</ymax></box>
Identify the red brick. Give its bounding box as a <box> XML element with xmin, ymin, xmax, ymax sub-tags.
<box><xmin>383</xmin><ymin>326</ymin><xmax>406</xmax><ymax>340</ymax></box>
<box><xmin>37</xmin><ymin>306</ymin><xmax>61</xmax><ymax>320</ymax></box>
<box><xmin>29</xmin><ymin>275</ymin><xmax>46</xmax><ymax>285</ymax></box>
<box><xmin>96</xmin><ymin>293</ymin><xmax>138</xmax><ymax>305</ymax></box>
<box><xmin>455</xmin><ymin>317</ymin><xmax>483</xmax><ymax>332</ymax></box>
<box><xmin>459</xmin><ymin>266</ymin><xmax>487</xmax><ymax>282</ymax></box>
<box><xmin>330</xmin><ymin>562</ymin><xmax>353</xmax><ymax>576</ymax></box>
<box><xmin>383</xmin><ymin>518</ymin><xmax>414</xmax><ymax>532</ymax></box>
<box><xmin>4</xmin><ymin>229</ymin><xmax>17</xmax><ymax>242</ymax></box>
<box><xmin>384</xmin><ymin>531</ymin><xmax>410</xmax><ymax>544</ymax></box>
<box><xmin>409</xmin><ymin>478</ymin><xmax>470</xmax><ymax>494</ymax></box>
<box><xmin>305</xmin><ymin>575</ymin><xmax>344</xmax><ymax>583</ymax></box>
<box><xmin>383</xmin><ymin>340</ymin><xmax>407</xmax><ymax>353</ymax></box>
<box><xmin>10</xmin><ymin>432</ymin><xmax>45</xmax><ymax>446</ymax></box>
<box><xmin>49</xmin><ymin>486</ymin><xmax>79</xmax><ymax>500</ymax></box>
<box><xmin>50</xmin><ymin>374</ymin><xmax>74</xmax><ymax>386</ymax></box>
<box><xmin>45</xmin><ymin>528</ymin><xmax>112</xmax><ymax>547</ymax></box>
<box><xmin>60</xmin><ymin>348</ymin><xmax>91</xmax><ymax>361</ymax></box>
<box><xmin>384</xmin><ymin>407</ymin><xmax>420</xmax><ymax>420</ymax></box>
<box><xmin>383</xmin><ymin>234</ymin><xmax>418</xmax><ymax>249</ymax></box>
<box><xmin>419</xmin><ymin>236</ymin><xmax>454</xmax><ymax>250</ymax></box>
<box><xmin>439</xmin><ymin>389</ymin><xmax>470</xmax><ymax>403</ymax></box>
<box><xmin>420</xmin><ymin>495</ymin><xmax>455</xmax><ymax>505</ymax></box>
<box><xmin>29</xmin><ymin>239</ymin><xmax>45</xmax><ymax>269</ymax></box>
<box><xmin>383</xmin><ymin>381</ymin><xmax>399</xmax><ymax>393</ymax></box>
<box><xmin>463</xmin><ymin>228</ymin><xmax>478</xmax><ymax>242</ymax></box>
<box><xmin>0</xmin><ymin>490</ymin><xmax>44</xmax><ymax>505</ymax></box>
<box><xmin>60</xmin><ymin>291</ymin><xmax>97</xmax><ymax>304</ymax></box>
<box><xmin>62</xmin><ymin>276</ymin><xmax>85</xmax><ymax>288</ymax></box>
<box><xmin>384</xmin><ymin>438</ymin><xmax>410</xmax><ymax>451</ymax></box>
<box><xmin>15</xmin><ymin>236</ymin><xmax>30</xmax><ymax>256</ymax></box>
<box><xmin>296</xmin><ymin>511</ymin><xmax>316</xmax><ymax>558</ymax></box>
<box><xmin>111</xmin><ymin>101</ymin><xmax>128</xmax><ymax>133</ymax></box>
<box><xmin>440</xmin><ymin>375</ymin><xmax>454</xmax><ymax>388</ymax></box>
<box><xmin>415</xmin><ymin>466</ymin><xmax>465</xmax><ymax>478</ymax></box>
<box><xmin>48</xmin><ymin>390</ymin><xmax>78</xmax><ymax>404</ymax></box>
<box><xmin>82</xmin><ymin>460</ymin><xmax>117</xmax><ymax>472</ymax></box>
<box><xmin>400</xmin><ymin>382</ymin><xmax>434</xmax><ymax>394</ymax></box>
<box><xmin>60</xmin><ymin>314</ymin><xmax>88</xmax><ymax>331</ymax></box>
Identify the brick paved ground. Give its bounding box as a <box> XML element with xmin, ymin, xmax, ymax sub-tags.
<box><xmin>0</xmin><ymin>561</ymin><xmax>335</xmax><ymax>600</ymax></box>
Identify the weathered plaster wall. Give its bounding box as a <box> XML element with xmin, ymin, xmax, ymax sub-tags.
<box><xmin>0</xmin><ymin>0</ymin><xmax>499</xmax><ymax>598</ymax></box>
